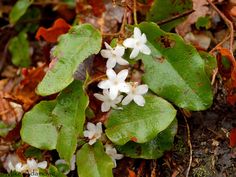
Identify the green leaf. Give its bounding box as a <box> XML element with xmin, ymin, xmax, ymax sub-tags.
<box><xmin>9</xmin><ymin>0</ymin><xmax>33</xmax><ymax>24</ymax></box>
<box><xmin>146</xmin><ymin>0</ymin><xmax>192</xmax><ymax>31</ymax></box>
<box><xmin>8</xmin><ymin>31</ymin><xmax>31</xmax><ymax>67</ymax></box>
<box><xmin>105</xmin><ymin>94</ymin><xmax>176</xmax><ymax>145</ymax></box>
<box><xmin>199</xmin><ymin>51</ymin><xmax>217</xmax><ymax>78</ymax></box>
<box><xmin>196</xmin><ymin>16</ymin><xmax>211</xmax><ymax>30</ymax></box>
<box><xmin>117</xmin><ymin>118</ymin><xmax>177</xmax><ymax>159</ymax></box>
<box><xmin>0</xmin><ymin>121</ymin><xmax>15</xmax><ymax>137</ymax></box>
<box><xmin>52</xmin><ymin>80</ymin><xmax>89</xmax><ymax>162</ymax></box>
<box><xmin>48</xmin><ymin>165</ymin><xmax>67</xmax><ymax>177</ymax></box>
<box><xmin>138</xmin><ymin>22</ymin><xmax>213</xmax><ymax>111</ymax></box>
<box><xmin>0</xmin><ymin>171</ymin><xmax>23</xmax><ymax>177</ymax></box>
<box><xmin>77</xmin><ymin>142</ymin><xmax>114</xmax><ymax>177</ymax></box>
<box><xmin>20</xmin><ymin>101</ymin><xmax>58</xmax><ymax>150</ymax></box>
<box><xmin>24</xmin><ymin>147</ymin><xmax>42</xmax><ymax>160</ymax></box>
<box><xmin>36</xmin><ymin>24</ymin><xmax>102</xmax><ymax>96</ymax></box>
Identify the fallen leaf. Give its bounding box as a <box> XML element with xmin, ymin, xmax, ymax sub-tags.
<box><xmin>87</xmin><ymin>0</ymin><xmax>106</xmax><ymax>17</ymax></box>
<box><xmin>216</xmin><ymin>47</ymin><xmax>236</xmax><ymax>105</ymax></box>
<box><xmin>128</xmin><ymin>168</ymin><xmax>137</xmax><ymax>177</ymax></box>
<box><xmin>35</xmin><ymin>18</ymin><xmax>71</xmax><ymax>43</ymax></box>
<box><xmin>229</xmin><ymin>128</ymin><xmax>236</xmax><ymax>147</ymax></box>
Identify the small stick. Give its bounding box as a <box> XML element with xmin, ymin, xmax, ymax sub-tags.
<box><xmin>184</xmin><ymin>115</ymin><xmax>192</xmax><ymax>177</ymax></box>
<box><xmin>207</xmin><ymin>0</ymin><xmax>234</xmax><ymax>53</ymax></box>
<box><xmin>133</xmin><ymin>0</ymin><xmax>138</xmax><ymax>25</ymax></box>
<box><xmin>209</xmin><ymin>35</ymin><xmax>230</xmax><ymax>54</ymax></box>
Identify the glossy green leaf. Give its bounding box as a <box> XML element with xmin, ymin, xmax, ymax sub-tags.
<box><xmin>52</xmin><ymin>80</ymin><xmax>89</xmax><ymax>162</ymax></box>
<box><xmin>24</xmin><ymin>147</ymin><xmax>42</xmax><ymax>160</ymax></box>
<box><xmin>117</xmin><ymin>118</ymin><xmax>177</xmax><ymax>159</ymax></box>
<box><xmin>20</xmin><ymin>101</ymin><xmax>58</xmax><ymax>150</ymax></box>
<box><xmin>8</xmin><ymin>32</ymin><xmax>31</xmax><ymax>67</ymax></box>
<box><xmin>196</xmin><ymin>16</ymin><xmax>211</xmax><ymax>30</ymax></box>
<box><xmin>139</xmin><ymin>22</ymin><xmax>213</xmax><ymax>110</ymax></box>
<box><xmin>9</xmin><ymin>0</ymin><xmax>33</xmax><ymax>24</ymax></box>
<box><xmin>77</xmin><ymin>142</ymin><xmax>114</xmax><ymax>177</ymax></box>
<box><xmin>37</xmin><ymin>24</ymin><xmax>102</xmax><ymax>96</ymax></box>
<box><xmin>146</xmin><ymin>0</ymin><xmax>192</xmax><ymax>31</ymax></box>
<box><xmin>105</xmin><ymin>94</ymin><xmax>176</xmax><ymax>145</ymax></box>
<box><xmin>200</xmin><ymin>51</ymin><xmax>217</xmax><ymax>78</ymax></box>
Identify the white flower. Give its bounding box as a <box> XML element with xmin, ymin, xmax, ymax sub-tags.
<box><xmin>123</xmin><ymin>27</ymin><xmax>151</xmax><ymax>59</ymax></box>
<box><xmin>26</xmin><ymin>159</ymin><xmax>47</xmax><ymax>176</ymax></box>
<box><xmin>83</xmin><ymin>122</ymin><xmax>103</xmax><ymax>145</ymax></box>
<box><xmin>98</xmin><ymin>69</ymin><xmax>130</xmax><ymax>100</ymax></box>
<box><xmin>94</xmin><ymin>89</ymin><xmax>123</xmax><ymax>112</ymax></box>
<box><xmin>122</xmin><ymin>83</ymin><xmax>148</xmax><ymax>106</ymax></box>
<box><xmin>55</xmin><ymin>155</ymin><xmax>76</xmax><ymax>175</ymax></box>
<box><xmin>105</xmin><ymin>144</ymin><xmax>124</xmax><ymax>167</ymax></box>
<box><xmin>8</xmin><ymin>162</ymin><xmax>27</xmax><ymax>173</ymax></box>
<box><xmin>101</xmin><ymin>42</ymin><xmax>129</xmax><ymax>69</ymax></box>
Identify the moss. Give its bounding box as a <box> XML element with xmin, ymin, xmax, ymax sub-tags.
<box><xmin>192</xmin><ymin>165</ymin><xmax>211</xmax><ymax>177</ymax></box>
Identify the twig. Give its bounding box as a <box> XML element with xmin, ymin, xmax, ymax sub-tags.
<box><xmin>157</xmin><ymin>9</ymin><xmax>194</xmax><ymax>25</ymax></box>
<box><xmin>207</xmin><ymin>0</ymin><xmax>234</xmax><ymax>53</ymax></box>
<box><xmin>209</xmin><ymin>35</ymin><xmax>230</xmax><ymax>54</ymax></box>
<box><xmin>183</xmin><ymin>115</ymin><xmax>192</xmax><ymax>177</ymax></box>
<box><xmin>133</xmin><ymin>0</ymin><xmax>138</xmax><ymax>25</ymax></box>
<box><xmin>211</xmin><ymin>68</ymin><xmax>218</xmax><ymax>85</ymax></box>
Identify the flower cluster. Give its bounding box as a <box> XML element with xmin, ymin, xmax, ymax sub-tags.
<box><xmin>8</xmin><ymin>158</ymin><xmax>47</xmax><ymax>177</ymax></box>
<box><xmin>95</xmin><ymin>27</ymin><xmax>151</xmax><ymax>112</ymax></box>
<box><xmin>83</xmin><ymin>122</ymin><xmax>123</xmax><ymax>167</ymax></box>
<box><xmin>82</xmin><ymin>27</ymin><xmax>151</xmax><ymax>167</ymax></box>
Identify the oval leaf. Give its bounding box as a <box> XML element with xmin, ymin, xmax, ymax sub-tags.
<box><xmin>139</xmin><ymin>22</ymin><xmax>213</xmax><ymax>111</ymax></box>
<box><xmin>8</xmin><ymin>31</ymin><xmax>31</xmax><ymax>67</ymax></box>
<box><xmin>20</xmin><ymin>101</ymin><xmax>58</xmax><ymax>150</ymax></box>
<box><xmin>77</xmin><ymin>142</ymin><xmax>114</xmax><ymax>177</ymax></box>
<box><xmin>117</xmin><ymin>118</ymin><xmax>177</xmax><ymax>159</ymax></box>
<box><xmin>36</xmin><ymin>24</ymin><xmax>102</xmax><ymax>96</ymax></box>
<box><xmin>105</xmin><ymin>94</ymin><xmax>176</xmax><ymax>145</ymax></box>
<box><xmin>10</xmin><ymin>0</ymin><xmax>32</xmax><ymax>24</ymax></box>
<box><xmin>52</xmin><ymin>80</ymin><xmax>89</xmax><ymax>162</ymax></box>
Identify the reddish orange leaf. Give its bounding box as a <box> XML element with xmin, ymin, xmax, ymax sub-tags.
<box><xmin>127</xmin><ymin>168</ymin><xmax>137</xmax><ymax>177</ymax></box>
<box><xmin>87</xmin><ymin>0</ymin><xmax>106</xmax><ymax>17</ymax></box>
<box><xmin>216</xmin><ymin>47</ymin><xmax>236</xmax><ymax>105</ymax></box>
<box><xmin>131</xmin><ymin>137</ymin><xmax>138</xmax><ymax>142</ymax></box>
<box><xmin>230</xmin><ymin>128</ymin><xmax>236</xmax><ymax>147</ymax></box>
<box><xmin>36</xmin><ymin>18</ymin><xmax>71</xmax><ymax>43</ymax></box>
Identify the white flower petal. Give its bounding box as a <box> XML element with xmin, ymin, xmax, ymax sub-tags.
<box><xmin>116</xmin><ymin>57</ymin><xmax>129</xmax><ymax>66</ymax></box>
<box><xmin>109</xmin><ymin>86</ymin><xmax>119</xmax><ymax>100</ymax></box>
<box><xmin>130</xmin><ymin>48</ymin><xmax>140</xmax><ymax>59</ymax></box>
<box><xmin>118</xmin><ymin>83</ymin><xmax>130</xmax><ymax>93</ymax></box>
<box><xmin>114</xmin><ymin>153</ymin><xmax>124</xmax><ymax>160</ymax></box>
<box><xmin>87</xmin><ymin>122</ymin><xmax>96</xmax><ymax>131</ymax></box>
<box><xmin>123</xmin><ymin>38</ymin><xmax>136</xmax><ymax>48</ymax></box>
<box><xmin>88</xmin><ymin>139</ymin><xmax>96</xmax><ymax>145</ymax></box>
<box><xmin>117</xmin><ymin>69</ymin><xmax>128</xmax><ymax>81</ymax></box>
<box><xmin>96</xmin><ymin>122</ymin><xmax>103</xmax><ymax>133</ymax></box>
<box><xmin>83</xmin><ymin>130</ymin><xmax>92</xmax><ymax>138</ymax></box>
<box><xmin>70</xmin><ymin>155</ymin><xmax>76</xmax><ymax>171</ymax></box>
<box><xmin>133</xmin><ymin>95</ymin><xmax>145</xmax><ymax>106</ymax></box>
<box><xmin>114</xmin><ymin>95</ymin><xmax>123</xmax><ymax>104</ymax></box>
<box><xmin>98</xmin><ymin>80</ymin><xmax>112</xmax><ymax>89</ymax></box>
<box><xmin>122</xmin><ymin>95</ymin><xmax>133</xmax><ymax>105</ymax></box>
<box><xmin>94</xmin><ymin>93</ymin><xmax>105</xmax><ymax>101</ymax></box>
<box><xmin>106</xmin><ymin>58</ymin><xmax>117</xmax><ymax>69</ymax></box>
<box><xmin>141</xmin><ymin>33</ymin><xmax>147</xmax><ymax>43</ymax></box>
<box><xmin>106</xmin><ymin>69</ymin><xmax>117</xmax><ymax>80</ymax></box>
<box><xmin>140</xmin><ymin>44</ymin><xmax>151</xmax><ymax>55</ymax></box>
<box><xmin>37</xmin><ymin>161</ymin><xmax>47</xmax><ymax>169</ymax></box>
<box><xmin>8</xmin><ymin>162</ymin><xmax>15</xmax><ymax>171</ymax></box>
<box><xmin>134</xmin><ymin>27</ymin><xmax>142</xmax><ymax>39</ymax></box>
<box><xmin>104</xmin><ymin>42</ymin><xmax>113</xmax><ymax>50</ymax></box>
<box><xmin>101</xmin><ymin>102</ymin><xmax>111</xmax><ymax>112</ymax></box>
<box><xmin>114</xmin><ymin>45</ymin><xmax>125</xmax><ymax>57</ymax></box>
<box><xmin>101</xmin><ymin>49</ymin><xmax>112</xmax><ymax>59</ymax></box>
<box><xmin>135</xmin><ymin>84</ymin><xmax>148</xmax><ymax>95</ymax></box>
<box><xmin>27</xmin><ymin>159</ymin><xmax>38</xmax><ymax>170</ymax></box>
